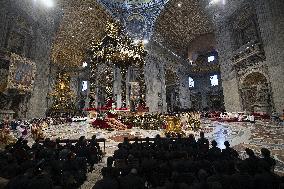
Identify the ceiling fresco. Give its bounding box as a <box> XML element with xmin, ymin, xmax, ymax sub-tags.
<box><xmin>98</xmin><ymin>0</ymin><xmax>170</xmax><ymax>40</ymax></box>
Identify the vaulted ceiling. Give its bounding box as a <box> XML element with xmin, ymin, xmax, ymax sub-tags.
<box><xmin>51</xmin><ymin>0</ymin><xmax>113</xmax><ymax>67</ymax></box>
<box><xmin>153</xmin><ymin>0</ymin><xmax>214</xmax><ymax>58</ymax></box>
<box><xmin>51</xmin><ymin>0</ymin><xmax>214</xmax><ymax>67</ymax></box>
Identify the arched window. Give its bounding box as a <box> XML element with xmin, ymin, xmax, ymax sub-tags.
<box><xmin>189</xmin><ymin>77</ymin><xmax>194</xmax><ymax>88</ymax></box>
<box><xmin>82</xmin><ymin>81</ymin><xmax>88</xmax><ymax>91</ymax></box>
<box><xmin>208</xmin><ymin>55</ymin><xmax>215</xmax><ymax>63</ymax></box>
<box><xmin>210</xmin><ymin>75</ymin><xmax>219</xmax><ymax>86</ymax></box>
<box><xmin>82</xmin><ymin>62</ymin><xmax>88</xmax><ymax>68</ymax></box>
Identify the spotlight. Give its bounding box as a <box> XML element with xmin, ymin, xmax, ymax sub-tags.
<box><xmin>209</xmin><ymin>0</ymin><xmax>226</xmax><ymax>5</ymax></box>
<box><xmin>42</xmin><ymin>0</ymin><xmax>54</xmax><ymax>7</ymax></box>
<box><xmin>133</xmin><ymin>39</ymin><xmax>140</xmax><ymax>44</ymax></box>
<box><xmin>177</xmin><ymin>3</ymin><xmax>182</xmax><ymax>7</ymax></box>
<box><xmin>142</xmin><ymin>39</ymin><xmax>149</xmax><ymax>44</ymax></box>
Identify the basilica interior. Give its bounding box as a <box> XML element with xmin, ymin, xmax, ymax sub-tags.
<box><xmin>0</xmin><ymin>0</ymin><xmax>283</xmax><ymax>188</ymax></box>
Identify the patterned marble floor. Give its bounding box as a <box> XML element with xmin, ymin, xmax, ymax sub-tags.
<box><xmin>30</xmin><ymin>119</ymin><xmax>283</xmax><ymax>175</ymax></box>
<box><xmin>7</xmin><ymin>119</ymin><xmax>284</xmax><ymax>188</ymax></box>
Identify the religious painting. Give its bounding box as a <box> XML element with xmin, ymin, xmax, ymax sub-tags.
<box><xmin>7</xmin><ymin>53</ymin><xmax>36</xmax><ymax>92</ymax></box>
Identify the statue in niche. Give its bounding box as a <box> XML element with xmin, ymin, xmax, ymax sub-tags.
<box><xmin>254</xmin><ymin>84</ymin><xmax>270</xmax><ymax>110</ymax></box>
<box><xmin>232</xmin><ymin>5</ymin><xmax>260</xmax><ymax>49</ymax></box>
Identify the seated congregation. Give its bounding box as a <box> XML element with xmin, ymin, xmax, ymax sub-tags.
<box><xmin>95</xmin><ymin>133</ymin><xmax>282</xmax><ymax>189</ymax></box>
<box><xmin>0</xmin><ymin>136</ymin><xmax>102</xmax><ymax>189</ymax></box>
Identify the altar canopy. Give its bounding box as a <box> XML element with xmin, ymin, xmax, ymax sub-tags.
<box><xmin>89</xmin><ymin>22</ymin><xmax>147</xmax><ymax>111</ymax></box>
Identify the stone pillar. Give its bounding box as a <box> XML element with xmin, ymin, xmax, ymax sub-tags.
<box><xmin>201</xmin><ymin>92</ymin><xmax>208</xmax><ymax>110</ymax></box>
<box><xmin>178</xmin><ymin>70</ymin><xmax>191</xmax><ymax>110</ymax></box>
<box><xmin>144</xmin><ymin>54</ymin><xmax>167</xmax><ymax>113</ymax></box>
<box><xmin>27</xmin><ymin>27</ymin><xmax>53</xmax><ymax>118</ymax></box>
<box><xmin>113</xmin><ymin>67</ymin><xmax>122</xmax><ymax>108</ymax></box>
<box><xmin>255</xmin><ymin>0</ymin><xmax>284</xmax><ymax>114</ymax></box>
<box><xmin>215</xmin><ymin>21</ymin><xmax>242</xmax><ymax>112</ymax></box>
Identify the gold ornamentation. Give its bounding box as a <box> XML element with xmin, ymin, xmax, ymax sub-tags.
<box><xmin>51</xmin><ymin>1</ymin><xmax>113</xmax><ymax>67</ymax></box>
<box><xmin>164</xmin><ymin>115</ymin><xmax>185</xmax><ymax>137</ymax></box>
<box><xmin>7</xmin><ymin>53</ymin><xmax>36</xmax><ymax>92</ymax></box>
<box><xmin>89</xmin><ymin>21</ymin><xmax>147</xmax><ymax>107</ymax></box>
<box><xmin>48</xmin><ymin>72</ymin><xmax>76</xmax><ymax>114</ymax></box>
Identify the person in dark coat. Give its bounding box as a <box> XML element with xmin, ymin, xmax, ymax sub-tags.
<box><xmin>119</xmin><ymin>168</ymin><xmax>144</xmax><ymax>189</ymax></box>
<box><xmin>260</xmin><ymin>148</ymin><xmax>276</xmax><ymax>172</ymax></box>
<box><xmin>253</xmin><ymin>161</ymin><xmax>280</xmax><ymax>189</ymax></box>
<box><xmin>208</xmin><ymin>140</ymin><xmax>221</xmax><ymax>161</ymax></box>
<box><xmin>244</xmin><ymin>148</ymin><xmax>259</xmax><ymax>175</ymax></box>
<box><xmin>92</xmin><ymin>167</ymin><xmax>119</xmax><ymax>189</ymax></box>
<box><xmin>197</xmin><ymin>132</ymin><xmax>209</xmax><ymax>157</ymax></box>
<box><xmin>230</xmin><ymin>161</ymin><xmax>253</xmax><ymax>189</ymax></box>
<box><xmin>222</xmin><ymin>141</ymin><xmax>239</xmax><ymax>160</ymax></box>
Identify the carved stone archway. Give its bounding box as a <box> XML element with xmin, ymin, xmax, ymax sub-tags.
<box><xmin>240</xmin><ymin>72</ymin><xmax>272</xmax><ymax>113</ymax></box>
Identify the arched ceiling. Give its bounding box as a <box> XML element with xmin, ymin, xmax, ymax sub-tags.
<box><xmin>51</xmin><ymin>0</ymin><xmax>214</xmax><ymax>67</ymax></box>
<box><xmin>51</xmin><ymin>0</ymin><xmax>113</xmax><ymax>67</ymax></box>
<box><xmin>153</xmin><ymin>0</ymin><xmax>214</xmax><ymax>57</ymax></box>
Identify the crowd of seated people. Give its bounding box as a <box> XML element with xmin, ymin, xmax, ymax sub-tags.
<box><xmin>0</xmin><ymin>117</ymin><xmax>76</xmax><ymax>143</ymax></box>
<box><xmin>0</xmin><ymin>135</ymin><xmax>102</xmax><ymax>189</ymax></box>
<box><xmin>94</xmin><ymin>132</ymin><xmax>283</xmax><ymax>189</ymax></box>
<box><xmin>0</xmin><ymin>117</ymin><xmax>73</xmax><ymax>130</ymax></box>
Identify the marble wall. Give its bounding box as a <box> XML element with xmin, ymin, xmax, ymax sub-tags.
<box><xmin>0</xmin><ymin>0</ymin><xmax>62</xmax><ymax>118</ymax></box>
<box><xmin>209</xmin><ymin>0</ymin><xmax>284</xmax><ymax>114</ymax></box>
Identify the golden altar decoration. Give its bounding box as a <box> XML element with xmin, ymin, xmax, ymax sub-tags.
<box><xmin>164</xmin><ymin>115</ymin><xmax>185</xmax><ymax>137</ymax></box>
<box><xmin>89</xmin><ymin>21</ymin><xmax>147</xmax><ymax>109</ymax></box>
<box><xmin>0</xmin><ymin>129</ymin><xmax>16</xmax><ymax>147</ymax></box>
<box><xmin>48</xmin><ymin>72</ymin><xmax>76</xmax><ymax>116</ymax></box>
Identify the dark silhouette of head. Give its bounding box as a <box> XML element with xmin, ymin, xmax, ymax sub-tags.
<box><xmin>92</xmin><ymin>135</ymin><xmax>96</xmax><ymax>140</ymax></box>
<box><xmin>245</xmin><ymin>148</ymin><xmax>255</xmax><ymax>157</ymax></box>
<box><xmin>211</xmin><ymin>140</ymin><xmax>218</xmax><ymax>147</ymax></box>
<box><xmin>107</xmin><ymin>156</ymin><xmax>114</xmax><ymax>167</ymax></box>
<box><xmin>224</xmin><ymin>141</ymin><xmax>230</xmax><ymax>147</ymax></box>
<box><xmin>261</xmin><ymin>148</ymin><xmax>271</xmax><ymax>158</ymax></box>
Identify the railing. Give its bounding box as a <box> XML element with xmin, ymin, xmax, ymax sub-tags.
<box><xmin>38</xmin><ymin>138</ymin><xmax>106</xmax><ymax>153</ymax></box>
<box><xmin>232</xmin><ymin>42</ymin><xmax>265</xmax><ymax>65</ymax></box>
<box><xmin>125</xmin><ymin>137</ymin><xmax>189</xmax><ymax>144</ymax></box>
